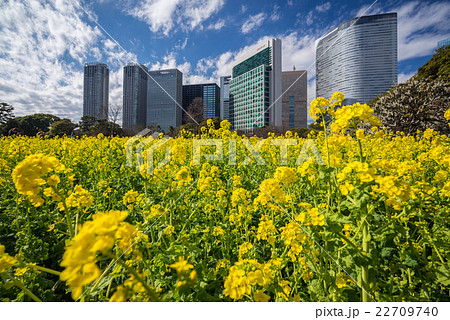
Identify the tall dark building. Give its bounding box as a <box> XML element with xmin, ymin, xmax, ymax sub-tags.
<box><xmin>220</xmin><ymin>76</ymin><xmax>231</xmax><ymax>122</ymax></box>
<box><xmin>282</xmin><ymin>71</ymin><xmax>307</xmax><ymax>129</ymax></box>
<box><xmin>122</xmin><ymin>63</ymin><xmax>148</xmax><ymax>133</ymax></box>
<box><xmin>182</xmin><ymin>83</ymin><xmax>220</xmax><ymax>124</ymax></box>
<box><xmin>147</xmin><ymin>69</ymin><xmax>183</xmax><ymax>131</ymax></box>
<box><xmin>83</xmin><ymin>62</ymin><xmax>109</xmax><ymax>120</ymax></box>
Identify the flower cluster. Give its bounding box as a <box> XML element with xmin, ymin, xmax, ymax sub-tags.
<box><xmin>372</xmin><ymin>176</ymin><xmax>412</xmax><ymax>209</ymax></box>
<box><xmin>256</xmin><ymin>215</ymin><xmax>278</xmax><ymax>245</ymax></box>
<box><xmin>224</xmin><ymin>259</ymin><xmax>265</xmax><ymax>300</ymax></box>
<box><xmin>254</xmin><ymin>178</ymin><xmax>287</xmax><ymax>207</ymax></box>
<box><xmin>12</xmin><ymin>153</ymin><xmax>65</xmax><ymax>206</ymax></box>
<box><xmin>332</xmin><ymin>103</ymin><xmax>381</xmax><ymax>131</ymax></box>
<box><xmin>60</xmin><ymin>210</ymin><xmax>137</xmax><ymax>299</ymax></box>
<box><xmin>122</xmin><ymin>190</ymin><xmax>139</xmax><ymax>210</ymax></box>
<box><xmin>64</xmin><ymin>185</ymin><xmax>94</xmax><ymax>210</ymax></box>
<box><xmin>170</xmin><ymin>257</ymin><xmax>196</xmax><ymax>289</ymax></box>
<box><xmin>444</xmin><ymin>109</ymin><xmax>450</xmax><ymax>123</ymax></box>
<box><xmin>0</xmin><ymin>245</ymin><xmax>16</xmax><ymax>273</ymax></box>
<box><xmin>337</xmin><ymin>161</ymin><xmax>377</xmax><ymax>193</ymax></box>
<box><xmin>309</xmin><ymin>92</ymin><xmax>344</xmax><ymax>121</ymax></box>
<box><xmin>273</xmin><ymin>167</ymin><xmax>297</xmax><ymax>186</ymax></box>
<box><xmin>280</xmin><ymin>222</ymin><xmax>306</xmax><ymax>261</ymax></box>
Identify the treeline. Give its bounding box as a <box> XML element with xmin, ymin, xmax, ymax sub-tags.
<box><xmin>0</xmin><ymin>112</ymin><xmax>122</xmax><ymax>137</ymax></box>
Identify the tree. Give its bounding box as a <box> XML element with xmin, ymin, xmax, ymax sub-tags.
<box><xmin>109</xmin><ymin>104</ymin><xmax>122</xmax><ymax>124</ymax></box>
<box><xmin>0</xmin><ymin>103</ymin><xmax>14</xmax><ymax>125</ymax></box>
<box><xmin>48</xmin><ymin>119</ymin><xmax>76</xmax><ymax>137</ymax></box>
<box><xmin>79</xmin><ymin>116</ymin><xmax>97</xmax><ymax>135</ymax></box>
<box><xmin>9</xmin><ymin>113</ymin><xmax>60</xmax><ymax>136</ymax></box>
<box><xmin>90</xmin><ymin>119</ymin><xmax>123</xmax><ymax>136</ymax></box>
<box><xmin>183</xmin><ymin>97</ymin><xmax>204</xmax><ymax>125</ymax></box>
<box><xmin>372</xmin><ymin>77</ymin><xmax>450</xmax><ymax>135</ymax></box>
<box><xmin>0</xmin><ymin>118</ymin><xmax>19</xmax><ymax>136</ymax></box>
<box><xmin>417</xmin><ymin>45</ymin><xmax>450</xmax><ymax>82</ymax></box>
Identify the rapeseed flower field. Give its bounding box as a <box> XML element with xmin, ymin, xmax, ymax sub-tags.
<box><xmin>1</xmin><ymin>93</ymin><xmax>449</xmax><ymax>302</ymax></box>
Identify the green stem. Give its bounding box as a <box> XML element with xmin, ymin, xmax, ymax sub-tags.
<box><xmin>27</xmin><ymin>264</ymin><xmax>61</xmax><ymax>276</ymax></box>
<box><xmin>321</xmin><ymin>113</ymin><xmax>331</xmax><ymax>168</ymax></box>
<box><xmin>6</xmin><ymin>274</ymin><xmax>42</xmax><ymax>302</ymax></box>
<box><xmin>51</xmin><ymin>186</ymin><xmax>73</xmax><ymax>238</ymax></box>
<box><xmin>120</xmin><ymin>262</ymin><xmax>158</xmax><ymax>301</ymax></box>
<box><xmin>361</xmin><ymin>216</ymin><xmax>370</xmax><ymax>302</ymax></box>
<box><xmin>65</xmin><ymin>210</ymin><xmax>74</xmax><ymax>239</ymax></box>
<box><xmin>357</xmin><ymin>138</ymin><xmax>364</xmax><ymax>162</ymax></box>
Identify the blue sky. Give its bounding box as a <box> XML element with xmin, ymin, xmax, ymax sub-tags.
<box><xmin>0</xmin><ymin>0</ymin><xmax>449</xmax><ymax>122</ymax></box>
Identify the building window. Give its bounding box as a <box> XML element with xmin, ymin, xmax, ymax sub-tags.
<box><xmin>289</xmin><ymin>96</ymin><xmax>295</xmax><ymax>129</ymax></box>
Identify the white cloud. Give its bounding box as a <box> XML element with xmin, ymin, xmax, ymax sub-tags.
<box><xmin>355</xmin><ymin>4</ymin><xmax>382</xmax><ymax>17</ymax></box>
<box><xmin>241</xmin><ymin>5</ymin><xmax>247</xmax><ymax>13</ymax></box>
<box><xmin>0</xmin><ymin>0</ymin><xmax>104</xmax><ymax>121</ymax></box>
<box><xmin>241</xmin><ymin>12</ymin><xmax>267</xmax><ymax>34</ymax></box>
<box><xmin>395</xmin><ymin>1</ymin><xmax>450</xmax><ymax>61</ymax></box>
<box><xmin>181</xmin><ymin>0</ymin><xmax>225</xmax><ymax>31</ymax></box>
<box><xmin>128</xmin><ymin>0</ymin><xmax>224</xmax><ymax>36</ymax></box>
<box><xmin>315</xmin><ymin>2</ymin><xmax>331</xmax><ymax>13</ymax></box>
<box><xmin>128</xmin><ymin>0</ymin><xmax>179</xmax><ymax>36</ymax></box>
<box><xmin>207</xmin><ymin>19</ymin><xmax>226</xmax><ymax>30</ymax></box>
<box><xmin>148</xmin><ymin>53</ymin><xmax>216</xmax><ymax>85</ymax></box>
<box><xmin>398</xmin><ymin>71</ymin><xmax>416</xmax><ymax>83</ymax></box>
<box><xmin>281</xmin><ymin>32</ymin><xmax>316</xmax><ymax>72</ymax></box>
<box><xmin>149</xmin><ymin>53</ymin><xmax>191</xmax><ymax>76</ymax></box>
<box><xmin>270</xmin><ymin>5</ymin><xmax>281</xmax><ymax>22</ymax></box>
<box><xmin>174</xmin><ymin>38</ymin><xmax>188</xmax><ymax>50</ymax></box>
<box><xmin>287</xmin><ymin>0</ymin><xmax>294</xmax><ymax>6</ymax></box>
<box><xmin>103</xmin><ymin>39</ymin><xmax>137</xmax><ymax>68</ymax></box>
<box><xmin>304</xmin><ymin>11</ymin><xmax>313</xmax><ymax>26</ymax></box>
<box><xmin>0</xmin><ymin>0</ymin><xmax>145</xmax><ymax>122</ymax></box>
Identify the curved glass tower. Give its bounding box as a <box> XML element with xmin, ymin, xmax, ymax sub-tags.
<box><xmin>316</xmin><ymin>13</ymin><xmax>397</xmax><ymax>104</ymax></box>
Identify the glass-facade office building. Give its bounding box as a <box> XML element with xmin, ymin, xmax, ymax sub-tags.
<box><xmin>182</xmin><ymin>83</ymin><xmax>220</xmax><ymax>122</ymax></box>
<box><xmin>83</xmin><ymin>62</ymin><xmax>109</xmax><ymax>120</ymax></box>
<box><xmin>219</xmin><ymin>76</ymin><xmax>232</xmax><ymax>124</ymax></box>
<box><xmin>123</xmin><ymin>63</ymin><xmax>148</xmax><ymax>133</ymax></box>
<box><xmin>147</xmin><ymin>69</ymin><xmax>182</xmax><ymax>131</ymax></box>
<box><xmin>230</xmin><ymin>39</ymin><xmax>282</xmax><ymax>130</ymax></box>
<box><xmin>438</xmin><ymin>38</ymin><xmax>450</xmax><ymax>49</ymax></box>
<box><xmin>316</xmin><ymin>13</ymin><xmax>397</xmax><ymax>105</ymax></box>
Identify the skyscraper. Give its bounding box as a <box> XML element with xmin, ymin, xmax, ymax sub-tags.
<box><xmin>438</xmin><ymin>38</ymin><xmax>450</xmax><ymax>49</ymax></box>
<box><xmin>182</xmin><ymin>83</ymin><xmax>220</xmax><ymax>124</ymax></box>
<box><xmin>282</xmin><ymin>71</ymin><xmax>307</xmax><ymax>129</ymax></box>
<box><xmin>147</xmin><ymin>69</ymin><xmax>182</xmax><ymax>131</ymax></box>
<box><xmin>316</xmin><ymin>13</ymin><xmax>397</xmax><ymax>105</ymax></box>
<box><xmin>83</xmin><ymin>62</ymin><xmax>109</xmax><ymax>120</ymax></box>
<box><xmin>122</xmin><ymin>63</ymin><xmax>148</xmax><ymax>133</ymax></box>
<box><xmin>219</xmin><ymin>76</ymin><xmax>231</xmax><ymax>123</ymax></box>
<box><xmin>229</xmin><ymin>39</ymin><xmax>282</xmax><ymax>130</ymax></box>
